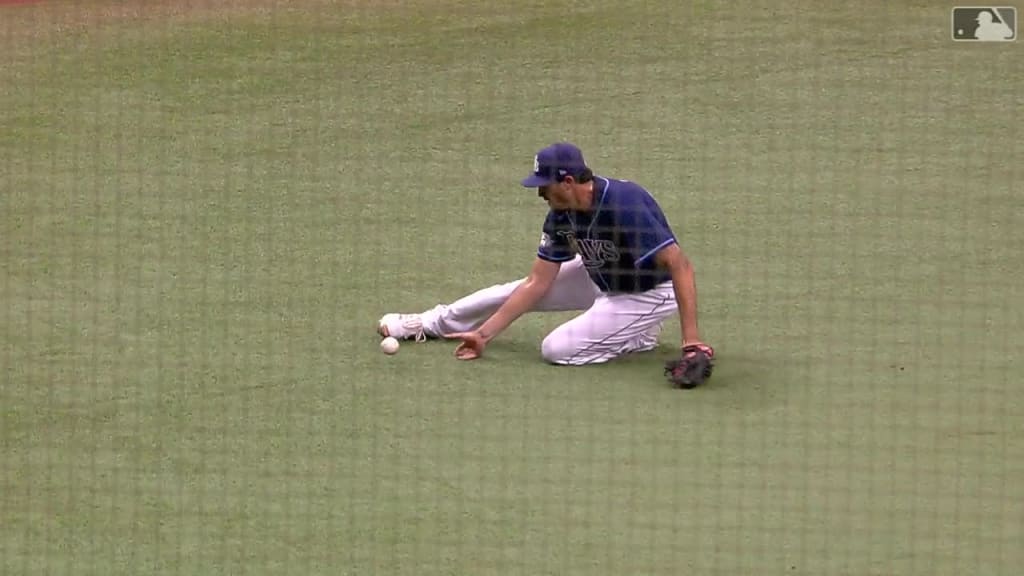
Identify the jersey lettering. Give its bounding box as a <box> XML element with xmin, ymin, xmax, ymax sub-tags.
<box><xmin>559</xmin><ymin>231</ymin><xmax>621</xmax><ymax>269</ymax></box>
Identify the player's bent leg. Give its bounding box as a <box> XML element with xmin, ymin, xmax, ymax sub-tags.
<box><xmin>540</xmin><ymin>282</ymin><xmax>676</xmax><ymax>366</ymax></box>
<box><xmin>379</xmin><ymin>256</ymin><xmax>598</xmax><ymax>341</ymax></box>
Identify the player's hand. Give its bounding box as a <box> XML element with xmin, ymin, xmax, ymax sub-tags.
<box><xmin>443</xmin><ymin>331</ymin><xmax>489</xmax><ymax>360</ymax></box>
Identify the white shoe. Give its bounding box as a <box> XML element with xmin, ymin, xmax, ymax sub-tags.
<box><xmin>629</xmin><ymin>324</ymin><xmax>663</xmax><ymax>354</ymax></box>
<box><xmin>630</xmin><ymin>335</ymin><xmax>660</xmax><ymax>354</ymax></box>
<box><xmin>377</xmin><ymin>305</ymin><xmax>448</xmax><ymax>342</ymax></box>
<box><xmin>378</xmin><ymin>313</ymin><xmax>427</xmax><ymax>342</ymax></box>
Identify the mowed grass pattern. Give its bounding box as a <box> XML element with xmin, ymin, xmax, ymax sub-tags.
<box><xmin>2</xmin><ymin>1</ymin><xmax>1023</xmax><ymax>575</ymax></box>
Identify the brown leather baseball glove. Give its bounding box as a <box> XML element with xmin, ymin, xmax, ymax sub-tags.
<box><xmin>664</xmin><ymin>344</ymin><xmax>715</xmax><ymax>389</ymax></box>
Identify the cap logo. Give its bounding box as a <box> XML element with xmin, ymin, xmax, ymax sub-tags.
<box><xmin>533</xmin><ymin>155</ymin><xmax>540</xmax><ymax>173</ymax></box>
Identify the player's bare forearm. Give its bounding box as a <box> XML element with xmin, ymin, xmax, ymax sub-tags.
<box><xmin>475</xmin><ymin>257</ymin><xmax>561</xmax><ymax>343</ymax></box>
<box><xmin>670</xmin><ymin>262</ymin><xmax>701</xmax><ymax>345</ymax></box>
<box><xmin>476</xmin><ymin>280</ymin><xmax>548</xmax><ymax>342</ymax></box>
<box><xmin>655</xmin><ymin>244</ymin><xmax>701</xmax><ymax>345</ymax></box>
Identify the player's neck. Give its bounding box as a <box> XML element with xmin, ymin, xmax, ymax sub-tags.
<box><xmin>573</xmin><ymin>181</ymin><xmax>595</xmax><ymax>212</ymax></box>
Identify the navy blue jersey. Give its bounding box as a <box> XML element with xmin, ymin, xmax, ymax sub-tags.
<box><xmin>537</xmin><ymin>176</ymin><xmax>677</xmax><ymax>293</ymax></box>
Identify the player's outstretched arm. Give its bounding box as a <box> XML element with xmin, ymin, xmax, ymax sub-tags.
<box><xmin>654</xmin><ymin>243</ymin><xmax>704</xmax><ymax>347</ymax></box>
<box><xmin>444</xmin><ymin>257</ymin><xmax>562</xmax><ymax>360</ymax></box>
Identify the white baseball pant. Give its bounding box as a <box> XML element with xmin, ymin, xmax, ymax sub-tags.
<box><xmin>418</xmin><ymin>256</ymin><xmax>678</xmax><ymax>365</ymax></box>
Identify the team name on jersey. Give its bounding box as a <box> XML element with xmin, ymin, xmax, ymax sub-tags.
<box><xmin>559</xmin><ymin>231</ymin><xmax>621</xmax><ymax>269</ymax></box>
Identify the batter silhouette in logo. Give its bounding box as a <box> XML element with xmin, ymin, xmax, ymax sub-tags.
<box><xmin>953</xmin><ymin>7</ymin><xmax>1017</xmax><ymax>41</ymax></box>
<box><xmin>976</xmin><ymin>9</ymin><xmax>1014</xmax><ymax>39</ymax></box>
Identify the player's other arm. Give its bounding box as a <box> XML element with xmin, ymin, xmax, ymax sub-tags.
<box><xmin>654</xmin><ymin>243</ymin><xmax>702</xmax><ymax>347</ymax></box>
<box><xmin>625</xmin><ymin>188</ymin><xmax>705</xmax><ymax>348</ymax></box>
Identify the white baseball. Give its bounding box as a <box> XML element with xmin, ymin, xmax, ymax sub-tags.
<box><xmin>380</xmin><ymin>336</ymin><xmax>400</xmax><ymax>355</ymax></box>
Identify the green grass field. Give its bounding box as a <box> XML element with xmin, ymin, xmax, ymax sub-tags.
<box><xmin>2</xmin><ymin>1</ymin><xmax>1023</xmax><ymax>574</ymax></box>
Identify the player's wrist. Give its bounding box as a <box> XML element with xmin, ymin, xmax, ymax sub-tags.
<box><xmin>682</xmin><ymin>341</ymin><xmax>714</xmax><ymax>356</ymax></box>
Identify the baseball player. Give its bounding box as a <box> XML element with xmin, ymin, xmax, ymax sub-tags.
<box><xmin>378</xmin><ymin>142</ymin><xmax>715</xmax><ymax>387</ymax></box>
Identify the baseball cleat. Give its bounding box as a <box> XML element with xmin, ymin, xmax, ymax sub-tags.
<box><xmin>377</xmin><ymin>313</ymin><xmax>428</xmax><ymax>342</ymax></box>
<box><xmin>631</xmin><ymin>333</ymin><xmax>660</xmax><ymax>354</ymax></box>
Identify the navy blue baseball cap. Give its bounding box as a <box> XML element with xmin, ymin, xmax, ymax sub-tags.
<box><xmin>520</xmin><ymin>142</ymin><xmax>589</xmax><ymax>187</ymax></box>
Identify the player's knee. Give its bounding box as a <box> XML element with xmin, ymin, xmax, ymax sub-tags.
<box><xmin>541</xmin><ymin>330</ymin><xmax>604</xmax><ymax>365</ymax></box>
<box><xmin>540</xmin><ymin>332</ymin><xmax>578</xmax><ymax>365</ymax></box>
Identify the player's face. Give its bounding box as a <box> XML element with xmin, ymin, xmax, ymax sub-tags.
<box><xmin>538</xmin><ymin>181</ymin><xmax>573</xmax><ymax>210</ymax></box>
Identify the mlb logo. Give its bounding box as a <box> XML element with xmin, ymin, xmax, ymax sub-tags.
<box><xmin>952</xmin><ymin>7</ymin><xmax>1017</xmax><ymax>41</ymax></box>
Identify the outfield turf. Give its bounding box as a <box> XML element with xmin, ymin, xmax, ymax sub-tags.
<box><xmin>2</xmin><ymin>1</ymin><xmax>1023</xmax><ymax>574</ymax></box>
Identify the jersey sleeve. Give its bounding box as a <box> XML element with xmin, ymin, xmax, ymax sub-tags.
<box><xmin>537</xmin><ymin>212</ymin><xmax>575</xmax><ymax>262</ymax></box>
<box><xmin>620</xmin><ymin>190</ymin><xmax>677</xmax><ymax>266</ymax></box>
